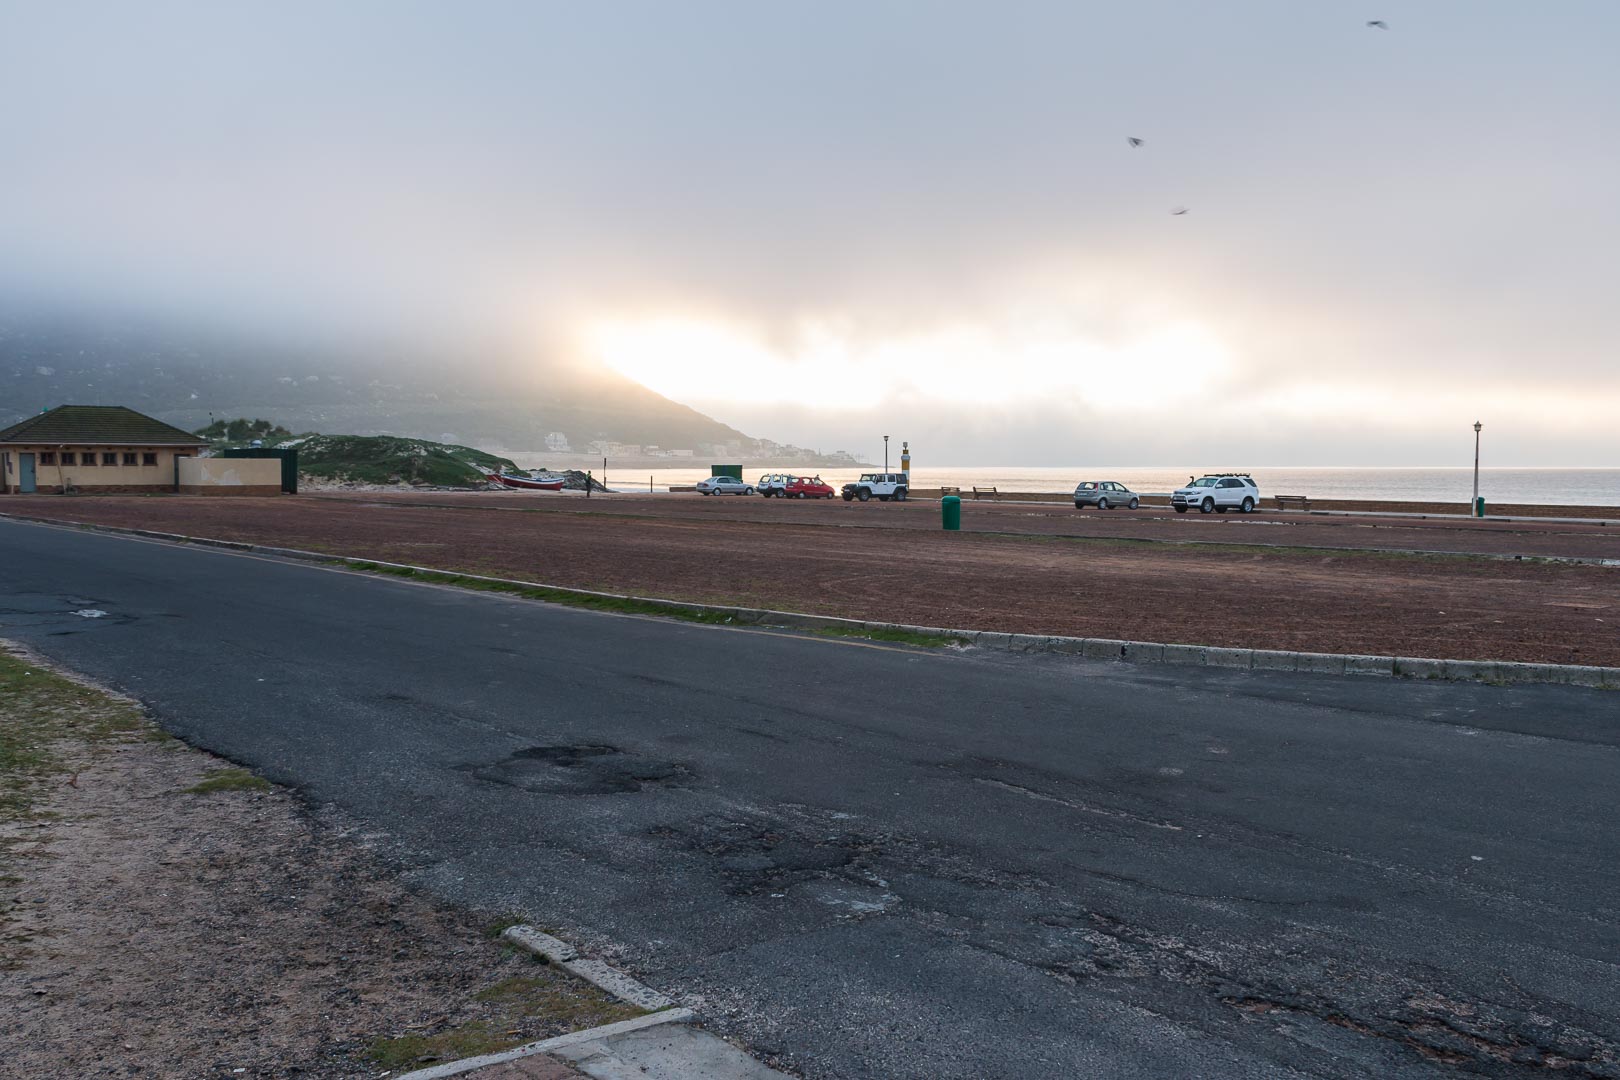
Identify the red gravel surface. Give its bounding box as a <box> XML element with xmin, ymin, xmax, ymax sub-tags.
<box><xmin>315</xmin><ymin>491</ymin><xmax>1620</xmax><ymax>561</ymax></box>
<box><xmin>6</xmin><ymin>494</ymin><xmax>1618</xmax><ymax>665</ymax></box>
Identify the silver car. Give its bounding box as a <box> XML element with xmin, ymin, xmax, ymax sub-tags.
<box><xmin>696</xmin><ymin>475</ymin><xmax>755</xmax><ymax>495</ymax></box>
<box><xmin>1074</xmin><ymin>480</ymin><xmax>1140</xmax><ymax>510</ymax></box>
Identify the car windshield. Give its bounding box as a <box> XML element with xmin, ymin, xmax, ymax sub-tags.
<box><xmin>860</xmin><ymin>474</ymin><xmax>876</xmax><ymax>481</ymax></box>
<box><xmin>1190</xmin><ymin>478</ymin><xmax>1218</xmax><ymax>487</ymax></box>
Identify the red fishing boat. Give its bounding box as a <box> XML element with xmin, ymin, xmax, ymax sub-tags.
<box><xmin>482</xmin><ymin>469</ymin><xmax>567</xmax><ymax>491</ymax></box>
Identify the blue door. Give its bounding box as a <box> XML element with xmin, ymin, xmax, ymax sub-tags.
<box><xmin>19</xmin><ymin>452</ymin><xmax>36</xmax><ymax>493</ymax></box>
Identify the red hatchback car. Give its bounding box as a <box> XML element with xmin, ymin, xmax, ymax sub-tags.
<box><xmin>784</xmin><ymin>475</ymin><xmax>835</xmax><ymax>499</ymax></box>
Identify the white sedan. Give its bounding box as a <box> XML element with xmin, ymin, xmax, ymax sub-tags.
<box><xmin>696</xmin><ymin>475</ymin><xmax>756</xmax><ymax>496</ymax></box>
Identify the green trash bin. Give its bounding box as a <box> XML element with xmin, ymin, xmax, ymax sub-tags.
<box><xmin>1474</xmin><ymin>496</ymin><xmax>1485</xmax><ymax>518</ymax></box>
<box><xmin>942</xmin><ymin>494</ymin><xmax>961</xmax><ymax>531</ymax></box>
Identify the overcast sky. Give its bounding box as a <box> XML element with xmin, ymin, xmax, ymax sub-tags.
<box><xmin>3</xmin><ymin>1</ymin><xmax>1618</xmax><ymax>464</ymax></box>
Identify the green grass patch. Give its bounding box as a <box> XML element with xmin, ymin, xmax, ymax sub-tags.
<box><xmin>345</xmin><ymin>561</ymin><xmax>982</xmax><ymax>646</ymax></box>
<box><xmin>0</xmin><ymin>651</ymin><xmax>148</xmax><ymax>823</ymax></box>
<box><xmin>181</xmin><ymin>767</ymin><xmax>271</xmax><ymax>795</ymax></box>
<box><xmin>346</xmin><ymin>562</ymin><xmax>741</xmax><ymax>624</ymax></box>
<box><xmin>809</xmin><ymin>625</ymin><xmax>968</xmax><ymax>648</ymax></box>
<box><xmin>368</xmin><ymin>975</ymin><xmax>643</xmax><ymax>1069</ymax></box>
<box><xmin>483</xmin><ymin>913</ymin><xmax>529</xmax><ymax>939</ymax></box>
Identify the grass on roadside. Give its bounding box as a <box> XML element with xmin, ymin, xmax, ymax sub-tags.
<box><xmin>366</xmin><ymin>975</ymin><xmax>643</xmax><ymax>1069</ymax></box>
<box><xmin>344</xmin><ymin>562</ymin><xmax>742</xmax><ymax>624</ymax></box>
<box><xmin>182</xmin><ymin>767</ymin><xmax>271</xmax><ymax>795</ymax></box>
<box><xmin>809</xmin><ymin>625</ymin><xmax>968</xmax><ymax>648</ymax></box>
<box><xmin>0</xmin><ymin>649</ymin><xmax>151</xmax><ymax>825</ymax></box>
<box><xmin>344</xmin><ymin>561</ymin><xmax>976</xmax><ymax>648</ymax></box>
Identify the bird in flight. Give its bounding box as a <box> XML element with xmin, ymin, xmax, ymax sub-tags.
<box><xmin>1366</xmin><ymin>20</ymin><xmax>1389</xmax><ymax>29</ymax></box>
<box><xmin>1127</xmin><ymin>137</ymin><xmax>1144</xmax><ymax>147</ymax></box>
<box><xmin>1170</xmin><ymin>206</ymin><xmax>1190</xmax><ymax>215</ymax></box>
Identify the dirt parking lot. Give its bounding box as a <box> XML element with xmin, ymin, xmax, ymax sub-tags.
<box><xmin>318</xmin><ymin>490</ymin><xmax>1620</xmax><ymax>561</ymax></box>
<box><xmin>5</xmin><ymin>493</ymin><xmax>1618</xmax><ymax>666</ymax></box>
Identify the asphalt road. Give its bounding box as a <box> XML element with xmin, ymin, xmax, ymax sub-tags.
<box><xmin>4</xmin><ymin>516</ymin><xmax>1618</xmax><ymax>1079</ymax></box>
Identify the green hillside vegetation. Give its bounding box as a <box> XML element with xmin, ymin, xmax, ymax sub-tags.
<box><xmin>291</xmin><ymin>434</ymin><xmax>518</xmax><ymax>487</ymax></box>
<box><xmin>195</xmin><ymin>417</ymin><xmax>293</xmax><ymax>444</ymax></box>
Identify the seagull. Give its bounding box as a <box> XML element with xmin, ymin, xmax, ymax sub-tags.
<box><xmin>1366</xmin><ymin>19</ymin><xmax>1389</xmax><ymax>29</ymax></box>
<box><xmin>1126</xmin><ymin>137</ymin><xmax>1144</xmax><ymax>147</ymax></box>
<box><xmin>1170</xmin><ymin>206</ymin><xmax>1189</xmax><ymax>215</ymax></box>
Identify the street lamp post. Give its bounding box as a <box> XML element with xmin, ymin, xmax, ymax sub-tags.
<box><xmin>883</xmin><ymin>434</ymin><xmax>890</xmax><ymax>473</ymax></box>
<box><xmin>1472</xmin><ymin>421</ymin><xmax>1483</xmax><ymax>513</ymax></box>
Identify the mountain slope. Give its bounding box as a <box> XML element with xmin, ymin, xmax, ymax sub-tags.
<box><xmin>0</xmin><ymin>312</ymin><xmax>766</xmax><ymax>455</ymax></box>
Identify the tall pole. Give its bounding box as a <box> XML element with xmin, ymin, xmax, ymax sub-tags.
<box><xmin>1472</xmin><ymin>421</ymin><xmax>1482</xmax><ymax>512</ymax></box>
<box><xmin>884</xmin><ymin>434</ymin><xmax>890</xmax><ymax>473</ymax></box>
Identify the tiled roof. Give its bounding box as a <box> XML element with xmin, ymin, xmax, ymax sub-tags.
<box><xmin>0</xmin><ymin>405</ymin><xmax>208</xmax><ymax>446</ymax></box>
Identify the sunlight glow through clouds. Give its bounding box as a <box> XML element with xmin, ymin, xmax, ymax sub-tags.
<box><xmin>583</xmin><ymin>314</ymin><xmax>1233</xmax><ymax>411</ymax></box>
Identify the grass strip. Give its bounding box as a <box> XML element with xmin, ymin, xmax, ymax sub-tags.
<box><xmin>809</xmin><ymin>625</ymin><xmax>968</xmax><ymax>648</ymax></box>
<box><xmin>343</xmin><ymin>561</ymin><xmax>969</xmax><ymax>648</ymax></box>
<box><xmin>366</xmin><ymin>974</ymin><xmax>643</xmax><ymax>1069</ymax></box>
<box><xmin>0</xmin><ymin>650</ymin><xmax>152</xmax><ymax>826</ymax></box>
<box><xmin>344</xmin><ymin>562</ymin><xmax>742</xmax><ymax>624</ymax></box>
<box><xmin>182</xmin><ymin>767</ymin><xmax>272</xmax><ymax>795</ymax></box>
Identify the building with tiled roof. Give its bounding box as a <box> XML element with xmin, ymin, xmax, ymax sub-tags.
<box><xmin>2</xmin><ymin>405</ymin><xmax>209</xmax><ymax>494</ymax></box>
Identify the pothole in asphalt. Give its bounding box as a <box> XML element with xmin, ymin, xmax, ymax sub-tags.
<box><xmin>788</xmin><ymin>879</ymin><xmax>899</xmax><ymax>913</ymax></box>
<box><xmin>467</xmin><ymin>744</ymin><xmax>688</xmax><ymax>795</ymax></box>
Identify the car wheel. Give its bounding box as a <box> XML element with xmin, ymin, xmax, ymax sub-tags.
<box><xmin>895</xmin><ymin>488</ymin><xmax>907</xmax><ymax>501</ymax></box>
<box><xmin>701</xmin><ymin>490</ymin><xmax>711</xmax><ymax>495</ymax></box>
<box><xmin>1175</xmin><ymin>505</ymin><xmax>1188</xmax><ymax>513</ymax></box>
<box><xmin>1075</xmin><ymin>501</ymin><xmax>1085</xmax><ymax>510</ymax></box>
<box><xmin>1096</xmin><ymin>497</ymin><xmax>1109</xmax><ymax>510</ymax></box>
<box><xmin>1128</xmin><ymin>498</ymin><xmax>1140</xmax><ymax>509</ymax></box>
<box><xmin>842</xmin><ymin>492</ymin><xmax>854</xmax><ymax>501</ymax></box>
<box><xmin>857</xmin><ymin>489</ymin><xmax>870</xmax><ymax>502</ymax></box>
<box><xmin>1241</xmin><ymin>497</ymin><xmax>1254</xmax><ymax>513</ymax></box>
<box><xmin>1200</xmin><ymin>498</ymin><xmax>1215</xmax><ymax>514</ymax></box>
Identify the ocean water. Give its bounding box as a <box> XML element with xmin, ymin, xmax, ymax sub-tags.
<box><xmin>502</xmin><ymin>460</ymin><xmax>1620</xmax><ymax>506</ymax></box>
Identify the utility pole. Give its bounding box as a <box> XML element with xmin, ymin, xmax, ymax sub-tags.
<box><xmin>883</xmin><ymin>434</ymin><xmax>890</xmax><ymax>473</ymax></box>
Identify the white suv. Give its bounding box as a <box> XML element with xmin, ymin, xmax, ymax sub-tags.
<box><xmin>756</xmin><ymin>472</ymin><xmax>794</xmax><ymax>497</ymax></box>
<box><xmin>1172</xmin><ymin>474</ymin><xmax>1259</xmax><ymax>514</ymax></box>
<box><xmin>841</xmin><ymin>472</ymin><xmax>909</xmax><ymax>502</ymax></box>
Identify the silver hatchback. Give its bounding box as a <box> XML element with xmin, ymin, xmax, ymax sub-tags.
<box><xmin>1074</xmin><ymin>481</ymin><xmax>1140</xmax><ymax>510</ymax></box>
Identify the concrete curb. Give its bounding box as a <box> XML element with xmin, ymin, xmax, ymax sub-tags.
<box><xmin>391</xmin><ymin>1008</ymin><xmax>696</xmax><ymax>1080</ymax></box>
<box><xmin>4</xmin><ymin>511</ymin><xmax>1616</xmax><ymax>690</ymax></box>
<box><xmin>502</xmin><ymin>925</ymin><xmax>677</xmax><ymax>1011</ymax></box>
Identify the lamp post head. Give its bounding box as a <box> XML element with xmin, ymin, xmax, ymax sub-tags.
<box><xmin>1474</xmin><ymin>421</ymin><xmax>1482</xmax><ymax>433</ymax></box>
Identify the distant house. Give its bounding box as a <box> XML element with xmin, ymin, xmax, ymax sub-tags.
<box><xmin>544</xmin><ymin>431</ymin><xmax>571</xmax><ymax>452</ymax></box>
<box><xmin>1</xmin><ymin>405</ymin><xmax>208</xmax><ymax>494</ymax></box>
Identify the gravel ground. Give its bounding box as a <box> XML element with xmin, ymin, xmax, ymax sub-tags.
<box><xmin>4</xmin><ymin>495</ymin><xmax>1617</xmax><ymax>666</ymax></box>
<box><xmin>0</xmin><ymin>643</ymin><xmax>625</xmax><ymax>1080</ymax></box>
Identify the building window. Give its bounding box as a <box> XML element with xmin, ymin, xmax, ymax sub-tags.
<box><xmin>40</xmin><ymin>452</ymin><xmax>57</xmax><ymax>466</ymax></box>
<box><xmin>63</xmin><ymin>452</ymin><xmax>79</xmax><ymax>466</ymax></box>
<box><xmin>102</xmin><ymin>452</ymin><xmax>118</xmax><ymax>466</ymax></box>
<box><xmin>123</xmin><ymin>452</ymin><xmax>138</xmax><ymax>465</ymax></box>
<box><xmin>142</xmin><ymin>452</ymin><xmax>158</xmax><ymax>466</ymax></box>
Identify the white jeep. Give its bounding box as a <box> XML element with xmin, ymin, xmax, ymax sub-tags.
<box><xmin>841</xmin><ymin>472</ymin><xmax>910</xmax><ymax>502</ymax></box>
<box><xmin>1172</xmin><ymin>474</ymin><xmax>1260</xmax><ymax>514</ymax></box>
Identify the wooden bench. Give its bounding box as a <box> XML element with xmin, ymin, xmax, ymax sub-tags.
<box><xmin>971</xmin><ymin>486</ymin><xmax>998</xmax><ymax>500</ymax></box>
<box><xmin>1274</xmin><ymin>495</ymin><xmax>1311</xmax><ymax>511</ymax></box>
<box><xmin>940</xmin><ymin>486</ymin><xmax>962</xmax><ymax>497</ymax></box>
